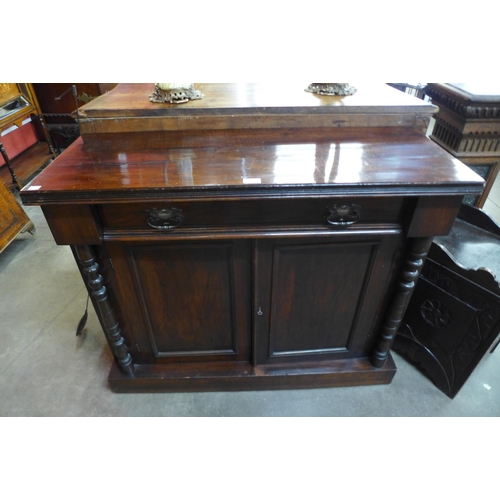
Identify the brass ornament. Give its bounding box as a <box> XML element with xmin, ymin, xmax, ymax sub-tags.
<box><xmin>77</xmin><ymin>92</ymin><xmax>96</xmax><ymax>104</ymax></box>
<box><xmin>149</xmin><ymin>83</ymin><xmax>204</xmax><ymax>104</ymax></box>
<box><xmin>305</xmin><ymin>83</ymin><xmax>357</xmax><ymax>96</ymax></box>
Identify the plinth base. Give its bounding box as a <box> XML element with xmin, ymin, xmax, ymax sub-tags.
<box><xmin>108</xmin><ymin>355</ymin><xmax>397</xmax><ymax>393</ymax></box>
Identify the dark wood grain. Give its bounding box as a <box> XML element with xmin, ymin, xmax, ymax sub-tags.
<box><xmin>108</xmin><ymin>356</ymin><xmax>397</xmax><ymax>392</ymax></box>
<box><xmin>426</xmin><ymin>83</ymin><xmax>500</xmax><ymax>208</ymax></box>
<box><xmin>32</xmin><ymin>84</ymin><xmax>110</xmax><ymax>124</ymax></box>
<box><xmin>254</xmin><ymin>233</ymin><xmax>402</xmax><ymax>365</ymax></box>
<box><xmin>79</xmin><ymin>83</ymin><xmax>436</xmax><ymax>118</ymax></box>
<box><xmin>405</xmin><ymin>195</ymin><xmax>464</xmax><ymax>237</ymax></box>
<box><xmin>371</xmin><ymin>237</ymin><xmax>433</xmax><ymax>367</ymax></box>
<box><xmin>80</xmin><ymin>126</ymin><xmax>427</xmax><ymax>151</ymax></box>
<box><xmin>16</xmin><ymin>83</ymin><xmax>489</xmax><ymax>392</ymax></box>
<box><xmin>106</xmin><ymin>240</ymin><xmax>252</xmax><ymax>365</ymax></box>
<box><xmin>74</xmin><ymin>245</ymin><xmax>134</xmax><ymax>374</ymax></box>
<box><xmin>75</xmin><ymin>84</ymin><xmax>438</xmax><ymax>149</ymax></box>
<box><xmin>20</xmin><ymin>134</ymin><xmax>484</xmax><ymax>205</ymax></box>
<box><xmin>394</xmin><ymin>206</ymin><xmax>500</xmax><ymax>397</ymax></box>
<box><xmin>41</xmin><ymin>204</ymin><xmax>101</xmax><ymax>245</ymax></box>
<box><xmin>98</xmin><ymin>197</ymin><xmax>405</xmax><ymax>230</ymax></box>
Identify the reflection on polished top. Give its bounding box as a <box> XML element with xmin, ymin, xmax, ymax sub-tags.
<box><xmin>21</xmin><ymin>134</ymin><xmax>484</xmax><ymax>204</ymax></box>
<box><xmin>20</xmin><ymin>84</ymin><xmax>485</xmax><ymax>204</ymax></box>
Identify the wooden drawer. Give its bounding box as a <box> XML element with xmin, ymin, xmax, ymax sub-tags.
<box><xmin>97</xmin><ymin>197</ymin><xmax>405</xmax><ymax>232</ymax></box>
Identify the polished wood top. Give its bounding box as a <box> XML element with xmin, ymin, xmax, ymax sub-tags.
<box><xmin>77</xmin><ymin>84</ymin><xmax>437</xmax><ymax>138</ymax></box>
<box><xmin>20</xmin><ymin>85</ymin><xmax>483</xmax><ymax>205</ymax></box>
<box><xmin>20</xmin><ymin>133</ymin><xmax>484</xmax><ymax>204</ymax></box>
<box><xmin>81</xmin><ymin>83</ymin><xmax>436</xmax><ymax>117</ymax></box>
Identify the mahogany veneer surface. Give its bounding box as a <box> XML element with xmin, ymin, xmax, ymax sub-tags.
<box><xmin>79</xmin><ymin>83</ymin><xmax>435</xmax><ymax>116</ymax></box>
<box><xmin>22</xmin><ymin>133</ymin><xmax>481</xmax><ymax>204</ymax></box>
<box><xmin>20</xmin><ymin>84</ymin><xmax>485</xmax><ymax>393</ymax></box>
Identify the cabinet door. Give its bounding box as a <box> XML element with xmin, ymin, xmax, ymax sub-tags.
<box><xmin>106</xmin><ymin>240</ymin><xmax>252</xmax><ymax>364</ymax></box>
<box><xmin>254</xmin><ymin>233</ymin><xmax>402</xmax><ymax>364</ymax></box>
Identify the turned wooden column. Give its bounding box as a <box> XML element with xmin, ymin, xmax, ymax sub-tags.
<box><xmin>371</xmin><ymin>237</ymin><xmax>433</xmax><ymax>368</ymax></box>
<box><xmin>74</xmin><ymin>244</ymin><xmax>134</xmax><ymax>375</ymax></box>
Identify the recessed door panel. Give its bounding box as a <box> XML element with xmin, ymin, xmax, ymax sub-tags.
<box><xmin>255</xmin><ymin>233</ymin><xmax>401</xmax><ymax>364</ymax></box>
<box><xmin>107</xmin><ymin>240</ymin><xmax>251</xmax><ymax>364</ymax></box>
<box><xmin>270</xmin><ymin>242</ymin><xmax>372</xmax><ymax>354</ymax></box>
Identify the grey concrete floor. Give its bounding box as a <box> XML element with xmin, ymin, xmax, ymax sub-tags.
<box><xmin>1</xmin><ymin>199</ymin><xmax>500</xmax><ymax>417</ymax></box>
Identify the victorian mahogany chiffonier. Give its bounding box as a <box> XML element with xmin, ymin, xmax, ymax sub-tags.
<box><xmin>20</xmin><ymin>84</ymin><xmax>484</xmax><ymax>392</ymax></box>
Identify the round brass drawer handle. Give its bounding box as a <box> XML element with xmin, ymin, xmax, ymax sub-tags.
<box><xmin>326</xmin><ymin>204</ymin><xmax>361</xmax><ymax>227</ymax></box>
<box><xmin>146</xmin><ymin>208</ymin><xmax>184</xmax><ymax>230</ymax></box>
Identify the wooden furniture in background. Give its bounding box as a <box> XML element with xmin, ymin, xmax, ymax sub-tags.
<box><xmin>32</xmin><ymin>84</ymin><xmax>117</xmax><ymax>152</ymax></box>
<box><xmin>394</xmin><ymin>204</ymin><xmax>500</xmax><ymax>398</ymax></box>
<box><xmin>426</xmin><ymin>83</ymin><xmax>500</xmax><ymax>207</ymax></box>
<box><xmin>0</xmin><ymin>179</ymin><xmax>34</xmax><ymax>253</ymax></box>
<box><xmin>0</xmin><ymin>84</ymin><xmax>56</xmax><ymax>189</ymax></box>
<box><xmin>20</xmin><ymin>83</ymin><xmax>484</xmax><ymax>392</ymax></box>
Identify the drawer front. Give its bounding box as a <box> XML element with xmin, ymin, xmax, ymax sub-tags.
<box><xmin>98</xmin><ymin>197</ymin><xmax>405</xmax><ymax>232</ymax></box>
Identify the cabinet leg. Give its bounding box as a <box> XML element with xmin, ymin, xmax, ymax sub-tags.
<box><xmin>370</xmin><ymin>237</ymin><xmax>433</xmax><ymax>368</ymax></box>
<box><xmin>74</xmin><ymin>245</ymin><xmax>135</xmax><ymax>375</ymax></box>
<box><xmin>22</xmin><ymin>221</ymin><xmax>36</xmax><ymax>235</ymax></box>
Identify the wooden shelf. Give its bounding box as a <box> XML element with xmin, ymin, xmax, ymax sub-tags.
<box><xmin>0</xmin><ymin>83</ymin><xmax>56</xmax><ymax>190</ymax></box>
<box><xmin>0</xmin><ymin>141</ymin><xmax>53</xmax><ymax>189</ymax></box>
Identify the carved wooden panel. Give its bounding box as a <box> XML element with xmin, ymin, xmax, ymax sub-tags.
<box><xmin>395</xmin><ymin>258</ymin><xmax>500</xmax><ymax>397</ymax></box>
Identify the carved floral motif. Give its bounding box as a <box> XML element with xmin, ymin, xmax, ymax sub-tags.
<box><xmin>400</xmin><ymin>260</ymin><xmax>500</xmax><ymax>395</ymax></box>
<box><xmin>420</xmin><ymin>299</ymin><xmax>451</xmax><ymax>328</ymax></box>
